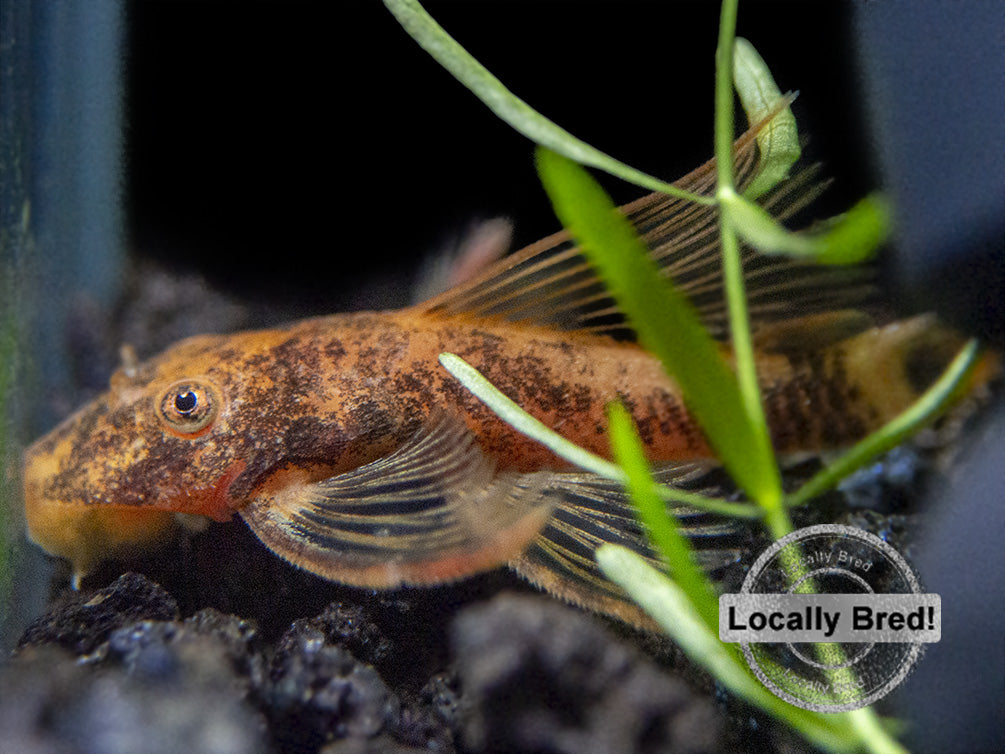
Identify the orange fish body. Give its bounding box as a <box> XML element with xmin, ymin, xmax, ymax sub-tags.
<box><xmin>22</xmin><ymin>306</ymin><xmax>974</xmax><ymax>577</ymax></box>
<box><xmin>21</xmin><ymin>131</ymin><xmax>992</xmax><ymax>625</ymax></box>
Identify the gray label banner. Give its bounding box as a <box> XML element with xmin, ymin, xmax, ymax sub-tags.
<box><xmin>720</xmin><ymin>593</ymin><xmax>941</xmax><ymax>643</ymax></box>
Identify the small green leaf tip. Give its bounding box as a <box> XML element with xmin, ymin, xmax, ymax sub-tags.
<box><xmin>720</xmin><ymin>189</ymin><xmax>815</xmax><ymax>255</ymax></box>
<box><xmin>813</xmin><ymin>192</ymin><xmax>892</xmax><ymax>265</ymax></box>
<box><xmin>733</xmin><ymin>38</ymin><xmax>800</xmax><ymax>199</ymax></box>
<box><xmin>721</xmin><ymin>189</ymin><xmax>891</xmax><ymax>265</ymax></box>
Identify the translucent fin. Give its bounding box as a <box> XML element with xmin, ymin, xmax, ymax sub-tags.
<box><xmin>240</xmin><ymin>412</ymin><xmax>556</xmax><ymax>588</ymax></box>
<box><xmin>418</xmin><ymin>124</ymin><xmax>877</xmax><ymax>341</ymax></box>
<box><xmin>752</xmin><ymin>310</ymin><xmax>876</xmax><ymax>353</ymax></box>
<box><xmin>509</xmin><ymin>464</ymin><xmax>744</xmax><ymax>630</ymax></box>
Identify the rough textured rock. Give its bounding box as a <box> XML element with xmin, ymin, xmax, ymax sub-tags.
<box><xmin>291</xmin><ymin>602</ymin><xmax>394</xmax><ymax>672</ymax></box>
<box><xmin>17</xmin><ymin>571</ymin><xmax>179</xmax><ymax>655</ymax></box>
<box><xmin>9</xmin><ymin>569</ymin><xmax>737</xmax><ymax>754</ymax></box>
<box><xmin>263</xmin><ymin>609</ymin><xmax>456</xmax><ymax>753</ymax></box>
<box><xmin>451</xmin><ymin>593</ymin><xmax>722</xmax><ymax>754</ymax></box>
<box><xmin>1</xmin><ymin>642</ymin><xmax>268</xmax><ymax>754</ymax></box>
<box><xmin>11</xmin><ymin>573</ymin><xmax>463</xmax><ymax>754</ymax></box>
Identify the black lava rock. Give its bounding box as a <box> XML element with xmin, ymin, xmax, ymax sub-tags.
<box><xmin>17</xmin><ymin>571</ymin><xmax>179</xmax><ymax>655</ymax></box>
<box><xmin>0</xmin><ymin>643</ymin><xmax>268</xmax><ymax>754</ymax></box>
<box><xmin>450</xmin><ymin>593</ymin><xmax>722</xmax><ymax>754</ymax></box>
<box><xmin>261</xmin><ymin>615</ymin><xmax>455</xmax><ymax>753</ymax></box>
<box><xmin>264</xmin><ymin>625</ymin><xmax>400</xmax><ymax>749</ymax></box>
<box><xmin>292</xmin><ymin>602</ymin><xmax>394</xmax><ymax>671</ymax></box>
<box><xmin>100</xmin><ymin>608</ymin><xmax>266</xmax><ymax>694</ymax></box>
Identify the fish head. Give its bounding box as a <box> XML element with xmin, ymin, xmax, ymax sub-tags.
<box><xmin>23</xmin><ymin>332</ymin><xmax>255</xmax><ymax>583</ymax></box>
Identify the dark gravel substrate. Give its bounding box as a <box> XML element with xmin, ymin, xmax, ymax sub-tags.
<box><xmin>8</xmin><ymin>568</ymin><xmax>729</xmax><ymax>754</ymax></box>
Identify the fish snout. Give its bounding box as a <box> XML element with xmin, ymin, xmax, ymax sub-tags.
<box><xmin>22</xmin><ymin>439</ymin><xmax>175</xmax><ymax>587</ymax></box>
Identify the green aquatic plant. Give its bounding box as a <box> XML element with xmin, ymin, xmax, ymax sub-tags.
<box><xmin>389</xmin><ymin>1</ymin><xmax>979</xmax><ymax>752</ymax></box>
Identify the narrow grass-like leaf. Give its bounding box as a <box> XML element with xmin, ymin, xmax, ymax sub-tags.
<box><xmin>721</xmin><ymin>189</ymin><xmax>890</xmax><ymax>265</ymax></box>
<box><xmin>788</xmin><ymin>339</ymin><xmax>982</xmax><ymax>507</ymax></box>
<box><xmin>712</xmin><ymin>4</ymin><xmax>786</xmax><ymax>523</ymax></box>
<box><xmin>382</xmin><ymin>0</ymin><xmax>711</xmax><ymax>204</ymax></box>
<box><xmin>606</xmin><ymin>402</ymin><xmax>719</xmax><ymax>630</ymax></box>
<box><xmin>596</xmin><ymin>545</ymin><xmax>859</xmax><ymax>754</ymax></box>
<box><xmin>733</xmin><ymin>38</ymin><xmax>800</xmax><ymax>200</ymax></box>
<box><xmin>536</xmin><ymin>147</ymin><xmax>779</xmax><ymax>504</ymax></box>
<box><xmin>439</xmin><ymin>353</ymin><xmax>760</xmax><ymax>518</ymax></box>
<box><xmin>812</xmin><ymin>193</ymin><xmax>892</xmax><ymax>265</ymax></box>
<box><xmin>721</xmin><ymin>188</ymin><xmax>813</xmax><ymax>254</ymax></box>
<box><xmin>440</xmin><ymin>353</ymin><xmax>622</xmax><ymax>480</ymax></box>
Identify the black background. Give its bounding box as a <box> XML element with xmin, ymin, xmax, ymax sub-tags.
<box><xmin>125</xmin><ymin>1</ymin><xmax>870</xmax><ymax>312</ymax></box>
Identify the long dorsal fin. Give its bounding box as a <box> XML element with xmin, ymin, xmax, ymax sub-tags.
<box><xmin>417</xmin><ymin>122</ymin><xmax>877</xmax><ymax>340</ymax></box>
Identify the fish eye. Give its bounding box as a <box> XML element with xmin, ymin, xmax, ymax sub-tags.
<box><xmin>157</xmin><ymin>380</ymin><xmax>220</xmax><ymax>437</ymax></box>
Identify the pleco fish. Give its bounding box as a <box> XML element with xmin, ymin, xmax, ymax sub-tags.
<box><xmin>21</xmin><ymin>124</ymin><xmax>995</xmax><ymax>629</ymax></box>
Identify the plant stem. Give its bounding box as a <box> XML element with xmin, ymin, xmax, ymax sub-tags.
<box><xmin>714</xmin><ymin>0</ymin><xmax>785</xmax><ymax>524</ymax></box>
<box><xmin>850</xmin><ymin>707</ymin><xmax>910</xmax><ymax>754</ymax></box>
<box><xmin>786</xmin><ymin>340</ymin><xmax>980</xmax><ymax>508</ymax></box>
<box><xmin>715</xmin><ymin>0</ymin><xmax>739</xmax><ymax>193</ymax></box>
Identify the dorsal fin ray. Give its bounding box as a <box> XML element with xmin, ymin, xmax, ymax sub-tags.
<box><xmin>417</xmin><ymin>121</ymin><xmax>877</xmax><ymax>341</ymax></box>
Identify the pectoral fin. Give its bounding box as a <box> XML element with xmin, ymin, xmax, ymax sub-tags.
<box><xmin>240</xmin><ymin>412</ymin><xmax>557</xmax><ymax>588</ymax></box>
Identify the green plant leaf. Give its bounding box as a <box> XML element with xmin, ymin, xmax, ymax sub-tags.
<box><xmin>382</xmin><ymin>0</ymin><xmax>711</xmax><ymax>204</ymax></box>
<box><xmin>721</xmin><ymin>186</ymin><xmax>892</xmax><ymax>264</ymax></box>
<box><xmin>812</xmin><ymin>193</ymin><xmax>892</xmax><ymax>265</ymax></box>
<box><xmin>535</xmin><ymin>147</ymin><xmax>780</xmax><ymax>504</ymax></box>
<box><xmin>721</xmin><ymin>188</ymin><xmax>814</xmax><ymax>253</ymax></box>
<box><xmin>438</xmin><ymin>352</ymin><xmax>760</xmax><ymax>518</ymax></box>
<box><xmin>733</xmin><ymin>38</ymin><xmax>800</xmax><ymax>199</ymax></box>
<box><xmin>720</xmin><ymin>189</ymin><xmax>890</xmax><ymax>265</ymax></box>
<box><xmin>606</xmin><ymin>402</ymin><xmax>719</xmax><ymax>630</ymax></box>
<box><xmin>596</xmin><ymin>545</ymin><xmax>859</xmax><ymax>753</ymax></box>
<box><xmin>788</xmin><ymin>339</ymin><xmax>982</xmax><ymax>507</ymax></box>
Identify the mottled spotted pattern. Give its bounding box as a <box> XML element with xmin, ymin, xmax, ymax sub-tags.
<box><xmin>23</xmin><ymin>306</ymin><xmax>980</xmax><ymax>580</ymax></box>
